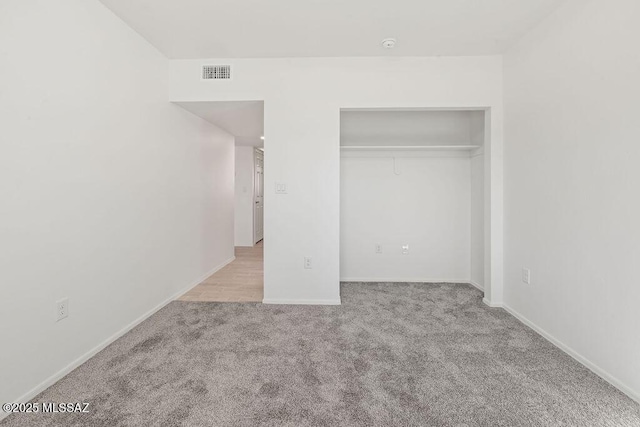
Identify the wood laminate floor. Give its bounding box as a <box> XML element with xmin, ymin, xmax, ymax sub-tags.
<box><xmin>178</xmin><ymin>240</ymin><xmax>263</xmax><ymax>302</ymax></box>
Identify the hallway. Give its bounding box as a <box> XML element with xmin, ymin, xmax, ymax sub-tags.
<box><xmin>179</xmin><ymin>241</ymin><xmax>263</xmax><ymax>302</ymax></box>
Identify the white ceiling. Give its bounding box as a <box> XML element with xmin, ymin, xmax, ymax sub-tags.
<box><xmin>175</xmin><ymin>101</ymin><xmax>264</xmax><ymax>147</ymax></box>
<box><xmin>99</xmin><ymin>0</ymin><xmax>564</xmax><ymax>59</ymax></box>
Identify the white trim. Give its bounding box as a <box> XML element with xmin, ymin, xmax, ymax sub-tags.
<box><xmin>180</xmin><ymin>255</ymin><xmax>236</xmax><ymax>294</ymax></box>
<box><xmin>340</xmin><ymin>145</ymin><xmax>480</xmax><ymax>151</ymax></box>
<box><xmin>469</xmin><ymin>281</ymin><xmax>484</xmax><ymax>291</ymax></box>
<box><xmin>340</xmin><ymin>278</ymin><xmax>472</xmax><ymax>284</ymax></box>
<box><xmin>482</xmin><ymin>297</ymin><xmax>503</xmax><ymax>308</ymax></box>
<box><xmin>214</xmin><ymin>256</ymin><xmax>236</xmax><ymax>273</ymax></box>
<box><xmin>502</xmin><ymin>304</ymin><xmax>640</xmax><ymax>404</ymax></box>
<box><xmin>1</xmin><ymin>256</ymin><xmax>236</xmax><ymax>421</ymax></box>
<box><xmin>470</xmin><ymin>146</ymin><xmax>485</xmax><ymax>158</ymax></box>
<box><xmin>262</xmin><ymin>298</ymin><xmax>342</xmax><ymax>306</ymax></box>
<box><xmin>340</xmin><ymin>107</ymin><xmax>489</xmax><ymax>112</ymax></box>
<box><xmin>340</xmin><ymin>150</ymin><xmax>471</xmax><ymax>159</ymax></box>
<box><xmin>253</xmin><ymin>147</ymin><xmax>263</xmax><ymax>245</ymax></box>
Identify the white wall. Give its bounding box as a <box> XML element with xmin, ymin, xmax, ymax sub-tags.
<box><xmin>341</xmin><ymin>151</ymin><xmax>471</xmax><ymax>282</ymax></box>
<box><xmin>169</xmin><ymin>56</ymin><xmax>504</xmax><ymax>305</ymax></box>
<box><xmin>504</xmin><ymin>0</ymin><xmax>640</xmax><ymax>401</ymax></box>
<box><xmin>0</xmin><ymin>0</ymin><xmax>235</xmax><ymax>408</ymax></box>
<box><xmin>235</xmin><ymin>146</ymin><xmax>255</xmax><ymax>247</ymax></box>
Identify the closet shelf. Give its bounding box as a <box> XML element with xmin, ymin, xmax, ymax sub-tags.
<box><xmin>340</xmin><ymin>145</ymin><xmax>481</xmax><ymax>151</ymax></box>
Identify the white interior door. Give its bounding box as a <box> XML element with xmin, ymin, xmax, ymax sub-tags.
<box><xmin>254</xmin><ymin>149</ymin><xmax>264</xmax><ymax>243</ymax></box>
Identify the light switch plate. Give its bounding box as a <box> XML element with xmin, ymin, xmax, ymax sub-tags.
<box><xmin>275</xmin><ymin>182</ymin><xmax>287</xmax><ymax>194</ymax></box>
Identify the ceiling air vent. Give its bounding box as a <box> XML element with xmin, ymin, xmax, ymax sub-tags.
<box><xmin>202</xmin><ymin>65</ymin><xmax>231</xmax><ymax>80</ymax></box>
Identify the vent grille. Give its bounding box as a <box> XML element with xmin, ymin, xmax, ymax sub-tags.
<box><xmin>202</xmin><ymin>65</ymin><xmax>231</xmax><ymax>80</ymax></box>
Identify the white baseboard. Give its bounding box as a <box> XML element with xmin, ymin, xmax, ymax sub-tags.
<box><xmin>340</xmin><ymin>278</ymin><xmax>472</xmax><ymax>284</ymax></box>
<box><xmin>180</xmin><ymin>256</ymin><xmax>235</xmax><ymax>295</ymax></box>
<box><xmin>482</xmin><ymin>297</ymin><xmax>503</xmax><ymax>308</ymax></box>
<box><xmin>502</xmin><ymin>304</ymin><xmax>639</xmax><ymax>404</ymax></box>
<box><xmin>1</xmin><ymin>255</ymin><xmax>236</xmax><ymax>422</ymax></box>
<box><xmin>262</xmin><ymin>298</ymin><xmax>342</xmax><ymax>306</ymax></box>
<box><xmin>469</xmin><ymin>281</ymin><xmax>484</xmax><ymax>291</ymax></box>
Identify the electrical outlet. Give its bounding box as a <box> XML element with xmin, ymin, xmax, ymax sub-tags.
<box><xmin>522</xmin><ymin>268</ymin><xmax>531</xmax><ymax>285</ymax></box>
<box><xmin>375</xmin><ymin>244</ymin><xmax>382</xmax><ymax>254</ymax></box>
<box><xmin>402</xmin><ymin>245</ymin><xmax>409</xmax><ymax>255</ymax></box>
<box><xmin>304</xmin><ymin>257</ymin><xmax>312</xmax><ymax>269</ymax></box>
<box><xmin>56</xmin><ymin>298</ymin><xmax>69</xmax><ymax>321</ymax></box>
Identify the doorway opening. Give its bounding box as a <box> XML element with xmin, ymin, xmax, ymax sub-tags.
<box><xmin>176</xmin><ymin>100</ymin><xmax>265</xmax><ymax>302</ymax></box>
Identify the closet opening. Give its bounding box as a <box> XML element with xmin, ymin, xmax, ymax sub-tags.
<box><xmin>339</xmin><ymin>108</ymin><xmax>488</xmax><ymax>297</ymax></box>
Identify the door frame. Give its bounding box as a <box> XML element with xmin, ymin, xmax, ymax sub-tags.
<box><xmin>253</xmin><ymin>147</ymin><xmax>264</xmax><ymax>244</ymax></box>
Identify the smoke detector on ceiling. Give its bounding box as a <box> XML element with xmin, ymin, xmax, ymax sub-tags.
<box><xmin>381</xmin><ymin>38</ymin><xmax>396</xmax><ymax>49</ymax></box>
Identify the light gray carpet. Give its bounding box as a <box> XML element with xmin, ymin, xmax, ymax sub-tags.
<box><xmin>3</xmin><ymin>283</ymin><xmax>639</xmax><ymax>426</ymax></box>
